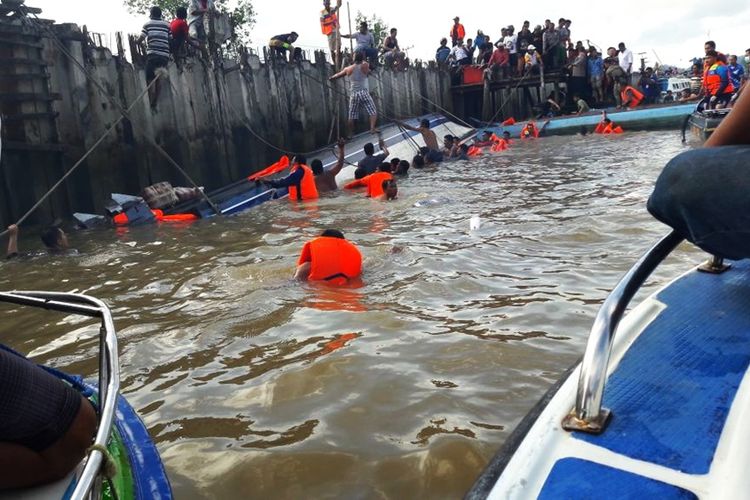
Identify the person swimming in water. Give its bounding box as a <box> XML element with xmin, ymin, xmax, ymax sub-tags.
<box><xmin>395</xmin><ymin>119</ymin><xmax>443</xmax><ymax>163</ymax></box>
<box><xmin>311</xmin><ymin>138</ymin><xmax>347</xmax><ymax>193</ymax></box>
<box><xmin>5</xmin><ymin>224</ymin><xmax>74</xmax><ymax>259</ymax></box>
<box><xmin>295</xmin><ymin>229</ymin><xmax>362</xmax><ymax>284</ymax></box>
<box><xmin>380</xmin><ymin>179</ymin><xmax>398</xmax><ymax>200</ymax></box>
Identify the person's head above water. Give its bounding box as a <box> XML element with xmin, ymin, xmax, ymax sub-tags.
<box><xmin>311</xmin><ymin>159</ymin><xmax>324</xmax><ymax>176</ymax></box>
<box><xmin>363</xmin><ymin>142</ymin><xmax>375</xmax><ymax>156</ymax></box>
<box><xmin>481</xmin><ymin>130</ymin><xmax>492</xmax><ymax>141</ymax></box>
<box><xmin>443</xmin><ymin>135</ymin><xmax>454</xmax><ymax>147</ymax></box>
<box><xmin>292</xmin><ymin>154</ymin><xmax>307</xmax><ymax>165</ymax></box>
<box><xmin>390</xmin><ymin>158</ymin><xmax>400</xmax><ymax>170</ymax></box>
<box><xmin>396</xmin><ymin>160</ymin><xmax>410</xmax><ymax>175</ymax></box>
<box><xmin>413</xmin><ymin>154</ymin><xmax>425</xmax><ymax>168</ymax></box>
<box><xmin>502</xmin><ymin>131</ymin><xmax>511</xmax><ymax>139</ymax></box>
<box><xmin>321</xmin><ymin>229</ymin><xmax>345</xmax><ymax>239</ymax></box>
<box><xmin>378</xmin><ymin>162</ymin><xmax>392</xmax><ymax>173</ymax></box>
<box><xmin>41</xmin><ymin>226</ymin><xmax>68</xmax><ymax>250</ymax></box>
<box><xmin>382</xmin><ymin>179</ymin><xmax>398</xmax><ymax>200</ymax></box>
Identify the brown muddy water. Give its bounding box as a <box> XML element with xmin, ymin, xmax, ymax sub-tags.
<box><xmin>0</xmin><ymin>131</ymin><xmax>704</xmax><ymax>499</ymax></box>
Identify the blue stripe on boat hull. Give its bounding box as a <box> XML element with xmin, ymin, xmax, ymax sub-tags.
<box><xmin>575</xmin><ymin>260</ymin><xmax>750</xmax><ymax>474</ymax></box>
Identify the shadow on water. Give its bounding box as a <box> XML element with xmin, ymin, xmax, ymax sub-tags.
<box><xmin>0</xmin><ymin>130</ymin><xmax>703</xmax><ymax>499</ymax></box>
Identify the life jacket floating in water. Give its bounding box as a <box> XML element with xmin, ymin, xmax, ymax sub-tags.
<box><xmin>467</xmin><ymin>146</ymin><xmax>482</xmax><ymax>157</ymax></box>
<box><xmin>502</xmin><ymin>117</ymin><xmax>516</xmax><ymax>126</ymax></box>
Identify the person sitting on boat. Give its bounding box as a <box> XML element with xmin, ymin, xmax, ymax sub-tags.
<box><xmin>264</xmin><ymin>155</ymin><xmax>319</xmax><ymax>201</ymax></box>
<box><xmin>344</xmin><ymin>163</ymin><xmax>394</xmax><ymax>198</ymax></box>
<box><xmin>620</xmin><ymin>84</ymin><xmax>645</xmax><ymax>109</ymax></box>
<box><xmin>0</xmin><ymin>347</ymin><xmax>97</xmax><ymax>489</ymax></box>
<box><xmin>5</xmin><ymin>224</ymin><xmax>74</xmax><ymax>259</ymax></box>
<box><xmin>727</xmin><ymin>55</ymin><xmax>745</xmax><ymax>93</ymax></box>
<box><xmin>574</xmin><ymin>94</ymin><xmax>590</xmax><ymax>115</ymax></box>
<box><xmin>648</xmin><ymin>76</ymin><xmax>750</xmax><ymax>262</ymax></box>
<box><xmin>538</xmin><ymin>92</ymin><xmax>562</xmax><ymax>118</ymax></box>
<box><xmin>329</xmin><ymin>51</ymin><xmax>378</xmax><ymax>138</ymax></box>
<box><xmin>702</xmin><ymin>50</ymin><xmax>735</xmax><ymax>110</ymax></box>
<box><xmin>311</xmin><ymin>140</ymin><xmax>346</xmax><ymax>194</ymax></box>
<box><xmin>395</xmin><ymin>119</ymin><xmax>443</xmax><ymax>163</ymax></box>
<box><xmin>295</xmin><ymin>229</ymin><xmax>362</xmax><ymax>284</ymax></box>
<box><xmin>269</xmin><ymin>32</ymin><xmax>299</xmax><ymax>63</ymax></box>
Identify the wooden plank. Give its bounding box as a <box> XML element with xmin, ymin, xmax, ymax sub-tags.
<box><xmin>0</xmin><ymin>72</ymin><xmax>50</xmax><ymax>80</ymax></box>
<box><xmin>0</xmin><ymin>57</ymin><xmax>47</xmax><ymax>66</ymax></box>
<box><xmin>0</xmin><ymin>36</ymin><xmax>44</xmax><ymax>48</ymax></box>
<box><xmin>2</xmin><ymin>141</ymin><xmax>66</xmax><ymax>152</ymax></box>
<box><xmin>1</xmin><ymin>111</ymin><xmax>59</xmax><ymax>121</ymax></box>
<box><xmin>0</xmin><ymin>92</ymin><xmax>62</xmax><ymax>102</ymax></box>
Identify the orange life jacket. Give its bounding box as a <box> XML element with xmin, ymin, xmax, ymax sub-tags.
<box><xmin>491</xmin><ymin>138</ymin><xmax>508</xmax><ymax>152</ymax></box>
<box><xmin>620</xmin><ymin>85</ymin><xmax>644</xmax><ymax>108</ymax></box>
<box><xmin>288</xmin><ymin>164</ymin><xmax>319</xmax><ymax>201</ymax></box>
<box><xmin>704</xmin><ymin>62</ymin><xmax>735</xmax><ymax>96</ymax></box>
<box><xmin>320</xmin><ymin>9</ymin><xmax>339</xmax><ymax>35</ymax></box>
<box><xmin>501</xmin><ymin>117</ymin><xmax>516</xmax><ymax>126</ymax></box>
<box><xmin>450</xmin><ymin>23</ymin><xmax>465</xmax><ymax>41</ymax></box>
<box><xmin>299</xmin><ymin>236</ymin><xmax>362</xmax><ymax>285</ymax></box>
<box><xmin>248</xmin><ymin>156</ymin><xmax>290</xmax><ymax>181</ymax></box>
<box><xmin>521</xmin><ymin>123</ymin><xmax>539</xmax><ymax>139</ymax></box>
<box><xmin>467</xmin><ymin>146</ymin><xmax>482</xmax><ymax>157</ymax></box>
<box><xmin>365</xmin><ymin>172</ymin><xmax>393</xmax><ymax>198</ymax></box>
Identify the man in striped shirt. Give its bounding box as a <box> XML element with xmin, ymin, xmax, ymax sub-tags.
<box><xmin>139</xmin><ymin>7</ymin><xmax>171</xmax><ymax>108</ymax></box>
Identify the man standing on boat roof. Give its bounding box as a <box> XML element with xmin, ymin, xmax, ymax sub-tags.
<box><xmin>330</xmin><ymin>51</ymin><xmax>379</xmax><ymax>138</ymax></box>
<box><xmin>320</xmin><ymin>0</ymin><xmax>342</xmax><ymax>68</ymax></box>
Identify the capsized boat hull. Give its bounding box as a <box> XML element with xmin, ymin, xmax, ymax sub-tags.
<box><xmin>469</xmin><ymin>260</ymin><xmax>750</xmax><ymax>499</ymax></box>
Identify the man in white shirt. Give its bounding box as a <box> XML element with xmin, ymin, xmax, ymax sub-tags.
<box><xmin>449</xmin><ymin>39</ymin><xmax>470</xmax><ymax>66</ymax></box>
<box><xmin>618</xmin><ymin>42</ymin><xmax>633</xmax><ymax>74</ymax></box>
<box><xmin>504</xmin><ymin>25</ymin><xmax>518</xmax><ymax>76</ymax></box>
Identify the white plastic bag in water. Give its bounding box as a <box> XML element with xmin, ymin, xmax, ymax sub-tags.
<box><xmin>470</xmin><ymin>215</ymin><xmax>481</xmax><ymax>231</ymax></box>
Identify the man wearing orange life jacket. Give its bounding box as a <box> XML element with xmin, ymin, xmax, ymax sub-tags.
<box><xmin>265</xmin><ymin>155</ymin><xmax>319</xmax><ymax>201</ymax></box>
<box><xmin>702</xmin><ymin>50</ymin><xmax>735</xmax><ymax>109</ymax></box>
<box><xmin>620</xmin><ymin>84</ymin><xmax>644</xmax><ymax>109</ymax></box>
<box><xmin>594</xmin><ymin>112</ymin><xmax>624</xmax><ymax>134</ymax></box>
<box><xmin>295</xmin><ymin>229</ymin><xmax>362</xmax><ymax>285</ymax></box>
<box><xmin>520</xmin><ymin>121</ymin><xmax>539</xmax><ymax>139</ymax></box>
<box><xmin>320</xmin><ymin>0</ymin><xmax>342</xmax><ymax>67</ymax></box>
<box><xmin>450</xmin><ymin>16</ymin><xmax>465</xmax><ymax>47</ymax></box>
<box><xmin>344</xmin><ymin>163</ymin><xmax>393</xmax><ymax>198</ymax></box>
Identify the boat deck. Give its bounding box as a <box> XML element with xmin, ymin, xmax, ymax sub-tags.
<box><xmin>473</xmin><ymin>260</ymin><xmax>750</xmax><ymax>499</ymax></box>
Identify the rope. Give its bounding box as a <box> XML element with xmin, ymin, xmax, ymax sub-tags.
<box><xmin>0</xmin><ymin>77</ymin><xmax>158</xmax><ymax>239</ymax></box>
<box><xmin>20</xmin><ymin>9</ymin><xmax>222</xmax><ymax>216</ymax></box>
<box><xmin>87</xmin><ymin>443</ymin><xmax>120</xmax><ymax>500</ymax></box>
<box><xmin>485</xmin><ymin>70</ymin><xmax>534</xmax><ymax>126</ymax></box>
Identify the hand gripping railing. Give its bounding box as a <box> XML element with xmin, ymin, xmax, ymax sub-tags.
<box><xmin>562</xmin><ymin>232</ymin><xmax>684</xmax><ymax>434</ymax></box>
<box><xmin>0</xmin><ymin>291</ymin><xmax>119</xmax><ymax>500</ymax></box>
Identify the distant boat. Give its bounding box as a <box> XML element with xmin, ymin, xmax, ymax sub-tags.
<box><xmin>476</xmin><ymin>103</ymin><xmax>696</xmax><ymax>138</ymax></box>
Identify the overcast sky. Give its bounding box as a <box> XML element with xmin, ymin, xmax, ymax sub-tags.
<box><xmin>32</xmin><ymin>0</ymin><xmax>750</xmax><ymax>67</ymax></box>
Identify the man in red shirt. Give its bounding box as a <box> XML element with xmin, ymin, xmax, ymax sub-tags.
<box><xmin>485</xmin><ymin>42</ymin><xmax>510</xmax><ymax>80</ymax></box>
<box><xmin>170</xmin><ymin>7</ymin><xmax>189</xmax><ymax>57</ymax></box>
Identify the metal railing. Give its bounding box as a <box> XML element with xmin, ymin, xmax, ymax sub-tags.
<box><xmin>0</xmin><ymin>291</ymin><xmax>119</xmax><ymax>500</ymax></box>
<box><xmin>562</xmin><ymin>231</ymin><xmax>683</xmax><ymax>433</ymax></box>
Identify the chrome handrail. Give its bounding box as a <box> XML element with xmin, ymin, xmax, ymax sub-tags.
<box><xmin>0</xmin><ymin>291</ymin><xmax>119</xmax><ymax>500</ymax></box>
<box><xmin>562</xmin><ymin>231</ymin><xmax>684</xmax><ymax>433</ymax></box>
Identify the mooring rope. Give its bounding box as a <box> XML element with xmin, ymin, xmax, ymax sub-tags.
<box><xmin>0</xmin><ymin>76</ymin><xmax>160</xmax><ymax>239</ymax></box>
<box><xmin>20</xmin><ymin>8</ymin><xmax>222</xmax><ymax>216</ymax></box>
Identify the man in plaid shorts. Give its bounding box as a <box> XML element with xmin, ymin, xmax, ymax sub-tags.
<box><xmin>330</xmin><ymin>51</ymin><xmax>378</xmax><ymax>138</ymax></box>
